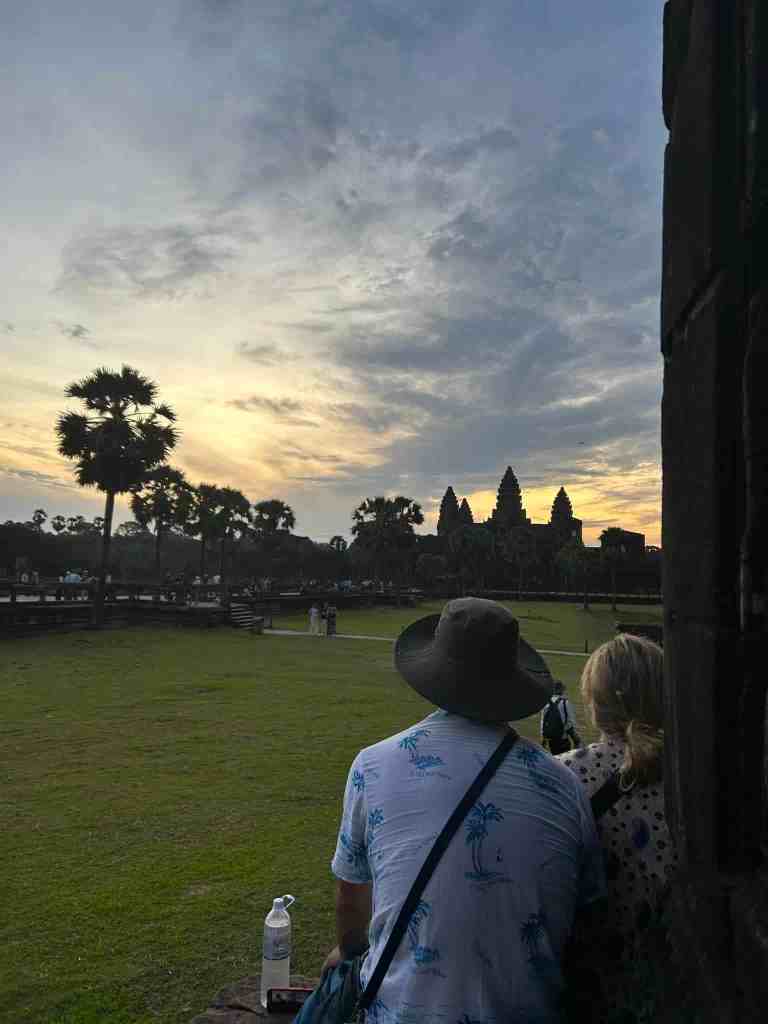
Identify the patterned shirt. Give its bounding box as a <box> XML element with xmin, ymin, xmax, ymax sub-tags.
<box><xmin>331</xmin><ymin>711</ymin><xmax>605</xmax><ymax>1024</ymax></box>
<box><xmin>557</xmin><ymin>739</ymin><xmax>679</xmax><ymax>1022</ymax></box>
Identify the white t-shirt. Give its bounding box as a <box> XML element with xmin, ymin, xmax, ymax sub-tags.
<box><xmin>331</xmin><ymin>710</ymin><xmax>605</xmax><ymax>1024</ymax></box>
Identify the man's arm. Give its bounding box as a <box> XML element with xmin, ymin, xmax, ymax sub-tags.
<box><xmin>336</xmin><ymin>878</ymin><xmax>372</xmax><ymax>956</ymax></box>
<box><xmin>321</xmin><ymin>879</ymin><xmax>372</xmax><ymax>975</ymax></box>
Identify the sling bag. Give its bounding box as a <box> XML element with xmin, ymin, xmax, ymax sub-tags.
<box><xmin>347</xmin><ymin>728</ymin><xmax>519</xmax><ymax>1022</ymax></box>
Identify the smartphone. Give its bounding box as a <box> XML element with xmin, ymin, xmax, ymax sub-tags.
<box><xmin>266</xmin><ymin>987</ymin><xmax>314</xmax><ymax>1013</ymax></box>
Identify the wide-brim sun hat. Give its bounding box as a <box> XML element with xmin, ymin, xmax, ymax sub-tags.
<box><xmin>394</xmin><ymin>597</ymin><xmax>553</xmax><ymax>722</ymax></box>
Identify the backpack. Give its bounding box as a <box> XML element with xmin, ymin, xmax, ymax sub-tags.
<box><xmin>542</xmin><ymin>696</ymin><xmax>566</xmax><ymax>740</ymax></box>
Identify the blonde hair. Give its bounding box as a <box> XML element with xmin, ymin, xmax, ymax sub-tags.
<box><xmin>580</xmin><ymin>633</ymin><xmax>664</xmax><ymax>787</ymax></box>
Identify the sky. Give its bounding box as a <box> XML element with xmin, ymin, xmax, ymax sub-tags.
<box><xmin>1</xmin><ymin>1</ymin><xmax>666</xmax><ymax>545</ymax></box>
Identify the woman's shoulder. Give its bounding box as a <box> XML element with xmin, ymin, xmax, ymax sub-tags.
<box><xmin>557</xmin><ymin>739</ymin><xmax>624</xmax><ymax>793</ymax></box>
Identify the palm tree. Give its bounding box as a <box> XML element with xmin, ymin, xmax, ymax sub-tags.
<box><xmin>252</xmin><ymin>499</ymin><xmax>296</xmax><ymax>533</ymax></box>
<box><xmin>600</xmin><ymin>527</ymin><xmax>625</xmax><ymax>611</ymax></box>
<box><xmin>555</xmin><ymin>537</ymin><xmax>593</xmax><ymax>610</ymax></box>
<box><xmin>56</xmin><ymin>365</ymin><xmax>177</xmax><ymax>625</ymax></box>
<box><xmin>329</xmin><ymin>535</ymin><xmax>348</xmax><ymax>553</ymax></box>
<box><xmin>130</xmin><ymin>465</ymin><xmax>193</xmax><ymax>577</ymax></box>
<box><xmin>215</xmin><ymin>486</ymin><xmax>252</xmax><ymax>583</ymax></box>
<box><xmin>31</xmin><ymin>509</ymin><xmax>47</xmax><ymax>533</ymax></box>
<box><xmin>352</xmin><ymin>495</ymin><xmax>424</xmax><ymax>600</ymax></box>
<box><xmin>183</xmin><ymin>483</ymin><xmax>227</xmax><ymax>580</ymax></box>
<box><xmin>464</xmin><ymin>802</ymin><xmax>504</xmax><ymax>877</ymax></box>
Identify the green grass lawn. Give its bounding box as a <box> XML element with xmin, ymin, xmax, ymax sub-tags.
<box><xmin>1</xmin><ymin>601</ymin><xmax>660</xmax><ymax>1023</ymax></box>
<box><xmin>275</xmin><ymin>598</ymin><xmax>662</xmax><ymax>653</ymax></box>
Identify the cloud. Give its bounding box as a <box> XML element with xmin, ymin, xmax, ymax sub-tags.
<box><xmin>235</xmin><ymin>342</ymin><xmax>285</xmax><ymax>365</ymax></box>
<box><xmin>56</xmin><ymin>322</ymin><xmax>99</xmax><ymax>347</ymax></box>
<box><xmin>0</xmin><ymin>464</ymin><xmax>72</xmax><ymax>489</ymax></box>
<box><xmin>56</xmin><ymin>221</ymin><xmax>255</xmax><ymax>300</ymax></box>
<box><xmin>227</xmin><ymin>395</ymin><xmax>315</xmax><ymax>425</ymax></box>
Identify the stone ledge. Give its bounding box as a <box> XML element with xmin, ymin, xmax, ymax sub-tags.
<box><xmin>190</xmin><ymin>975</ymin><xmax>318</xmax><ymax>1023</ymax></box>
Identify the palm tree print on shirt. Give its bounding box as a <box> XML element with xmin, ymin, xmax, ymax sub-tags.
<box><xmin>352</xmin><ymin>769</ymin><xmax>365</xmax><ymax>792</ymax></box>
<box><xmin>406</xmin><ymin>899</ymin><xmax>441</xmax><ymax>966</ymax></box>
<box><xmin>339</xmin><ymin>831</ymin><xmax>368</xmax><ymax>879</ymax></box>
<box><xmin>464</xmin><ymin>801</ymin><xmax>505</xmax><ymax>881</ymax></box>
<box><xmin>520</xmin><ymin>911</ymin><xmax>558</xmax><ymax>987</ymax></box>
<box><xmin>398</xmin><ymin>729</ymin><xmax>445</xmax><ymax>773</ymax></box>
<box><xmin>515</xmin><ymin>744</ymin><xmax>558</xmax><ymax>793</ymax></box>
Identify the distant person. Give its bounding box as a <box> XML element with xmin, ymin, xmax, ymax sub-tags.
<box><xmin>541</xmin><ymin>680</ymin><xmax>581</xmax><ymax>755</ymax></box>
<box><xmin>558</xmin><ymin>634</ymin><xmax>677</xmax><ymax>1022</ymax></box>
<box><xmin>325</xmin><ymin>602</ymin><xmax>337</xmax><ymax>637</ymax></box>
<box><xmin>309</xmin><ymin>602</ymin><xmax>321</xmax><ymax>636</ymax></box>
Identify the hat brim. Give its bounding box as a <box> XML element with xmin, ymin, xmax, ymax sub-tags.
<box><xmin>394</xmin><ymin>612</ymin><xmax>553</xmax><ymax>722</ymax></box>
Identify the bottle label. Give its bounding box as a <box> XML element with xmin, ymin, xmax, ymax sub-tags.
<box><xmin>263</xmin><ymin>929</ymin><xmax>290</xmax><ymax>960</ymax></box>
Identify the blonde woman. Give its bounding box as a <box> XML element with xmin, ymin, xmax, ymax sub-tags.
<box><xmin>559</xmin><ymin>634</ymin><xmax>679</xmax><ymax>1022</ymax></box>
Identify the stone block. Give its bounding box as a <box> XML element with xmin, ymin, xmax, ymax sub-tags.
<box><xmin>662</xmin><ymin>2</ymin><xmax>743</xmax><ymax>336</ymax></box>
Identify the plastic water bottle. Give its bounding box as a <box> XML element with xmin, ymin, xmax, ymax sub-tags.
<box><xmin>260</xmin><ymin>894</ymin><xmax>296</xmax><ymax>1007</ymax></box>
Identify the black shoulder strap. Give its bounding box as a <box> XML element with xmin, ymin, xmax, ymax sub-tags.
<box><xmin>590</xmin><ymin>770</ymin><xmax>623</xmax><ymax>820</ymax></box>
<box><xmin>356</xmin><ymin>728</ymin><xmax>519</xmax><ymax>1014</ymax></box>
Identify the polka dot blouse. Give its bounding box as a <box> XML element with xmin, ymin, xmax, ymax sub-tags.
<box><xmin>558</xmin><ymin>738</ymin><xmax>678</xmax><ymax>937</ymax></box>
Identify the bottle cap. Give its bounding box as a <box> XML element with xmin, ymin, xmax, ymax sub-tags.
<box><xmin>272</xmin><ymin>894</ymin><xmax>296</xmax><ymax>913</ymax></box>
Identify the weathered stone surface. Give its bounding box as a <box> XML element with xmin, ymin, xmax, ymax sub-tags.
<box><xmin>661</xmin><ymin>2</ymin><xmax>743</xmax><ymax>337</ymax></box>
<box><xmin>731</xmin><ymin>873</ymin><xmax>768</xmax><ymax>1022</ymax></box>
<box><xmin>190</xmin><ymin>975</ymin><xmax>317</xmax><ymax>1023</ymax></box>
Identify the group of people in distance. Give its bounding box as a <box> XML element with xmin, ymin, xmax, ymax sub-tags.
<box><xmin>297</xmin><ymin>597</ymin><xmax>674</xmax><ymax>1024</ymax></box>
<box><xmin>309</xmin><ymin>601</ymin><xmax>337</xmax><ymax>637</ymax></box>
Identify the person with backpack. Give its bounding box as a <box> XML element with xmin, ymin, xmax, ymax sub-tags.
<box><xmin>541</xmin><ymin>680</ymin><xmax>581</xmax><ymax>755</ymax></box>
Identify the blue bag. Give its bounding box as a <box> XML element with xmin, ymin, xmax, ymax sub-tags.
<box><xmin>292</xmin><ymin>957</ymin><xmax>363</xmax><ymax>1024</ymax></box>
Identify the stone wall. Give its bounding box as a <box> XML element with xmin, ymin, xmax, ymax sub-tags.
<box><xmin>661</xmin><ymin>1</ymin><xmax>768</xmax><ymax>1019</ymax></box>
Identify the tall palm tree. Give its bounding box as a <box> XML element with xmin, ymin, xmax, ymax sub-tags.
<box><xmin>215</xmin><ymin>486</ymin><xmax>252</xmax><ymax>583</ymax></box>
<box><xmin>183</xmin><ymin>483</ymin><xmax>227</xmax><ymax>580</ymax></box>
<box><xmin>56</xmin><ymin>365</ymin><xmax>177</xmax><ymax>625</ymax></box>
<box><xmin>252</xmin><ymin>499</ymin><xmax>296</xmax><ymax>533</ymax></box>
<box><xmin>130</xmin><ymin>465</ymin><xmax>192</xmax><ymax>577</ymax></box>
<box><xmin>352</xmin><ymin>495</ymin><xmax>424</xmax><ymax>600</ymax></box>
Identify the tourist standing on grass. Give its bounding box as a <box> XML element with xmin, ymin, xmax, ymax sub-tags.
<box><xmin>541</xmin><ymin>680</ymin><xmax>581</xmax><ymax>755</ymax></box>
<box><xmin>325</xmin><ymin>602</ymin><xmax>337</xmax><ymax>637</ymax></box>
<box><xmin>558</xmin><ymin>634</ymin><xmax>677</xmax><ymax>1022</ymax></box>
<box><xmin>297</xmin><ymin>598</ymin><xmax>605</xmax><ymax>1024</ymax></box>
<box><xmin>309</xmin><ymin>602</ymin><xmax>321</xmax><ymax>636</ymax></box>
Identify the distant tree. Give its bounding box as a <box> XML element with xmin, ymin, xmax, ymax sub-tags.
<box><xmin>56</xmin><ymin>365</ymin><xmax>178</xmax><ymax>624</ymax></box>
<box><xmin>51</xmin><ymin>514</ymin><xmax>67</xmax><ymax>535</ymax></box>
<box><xmin>329</xmin><ymin>535</ymin><xmax>348</xmax><ymax>553</ymax></box>
<box><xmin>32</xmin><ymin>509</ymin><xmax>47</xmax><ymax>533</ymax></box>
<box><xmin>252</xmin><ymin>499</ymin><xmax>296</xmax><ymax>534</ymax></box>
<box><xmin>183</xmin><ymin>483</ymin><xmax>227</xmax><ymax>580</ymax></box>
<box><xmin>436</xmin><ymin>487</ymin><xmax>461</xmax><ymax>537</ymax></box>
<box><xmin>66</xmin><ymin>515</ymin><xmax>89</xmax><ymax>535</ymax></box>
<box><xmin>92</xmin><ymin>516</ymin><xmax>104</xmax><ymax>534</ymax></box>
<box><xmin>115</xmin><ymin>520</ymin><xmax>152</xmax><ymax>538</ymax></box>
<box><xmin>448</xmin><ymin>525</ymin><xmax>495</xmax><ymax>593</ymax></box>
<box><xmin>415</xmin><ymin>552</ymin><xmax>448</xmax><ymax>590</ymax></box>
<box><xmin>352</xmin><ymin>496</ymin><xmax>424</xmax><ymax>601</ymax></box>
<box><xmin>216</xmin><ymin>487</ymin><xmax>252</xmax><ymax>582</ymax></box>
<box><xmin>458</xmin><ymin>498</ymin><xmax>474</xmax><ymax>526</ymax></box>
<box><xmin>130</xmin><ymin>465</ymin><xmax>193</xmax><ymax>576</ymax></box>
<box><xmin>502</xmin><ymin>526</ymin><xmax>537</xmax><ymax>598</ymax></box>
<box><xmin>555</xmin><ymin>538</ymin><xmax>592</xmax><ymax>609</ymax></box>
<box><xmin>600</xmin><ymin>527</ymin><xmax>626</xmax><ymax>611</ymax></box>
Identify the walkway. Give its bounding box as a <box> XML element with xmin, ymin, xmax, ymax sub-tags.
<box><xmin>264</xmin><ymin>628</ymin><xmax>588</xmax><ymax>657</ymax></box>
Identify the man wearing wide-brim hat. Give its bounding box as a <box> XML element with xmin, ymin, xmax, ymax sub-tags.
<box><xmin>318</xmin><ymin>598</ymin><xmax>605</xmax><ymax>1023</ymax></box>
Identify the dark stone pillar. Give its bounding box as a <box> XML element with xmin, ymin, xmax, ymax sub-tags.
<box><xmin>661</xmin><ymin>1</ymin><xmax>768</xmax><ymax>1019</ymax></box>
